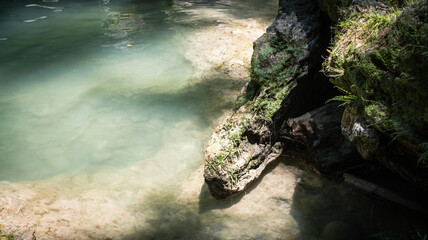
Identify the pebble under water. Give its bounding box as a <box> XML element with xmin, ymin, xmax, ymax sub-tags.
<box><xmin>0</xmin><ymin>0</ymin><xmax>425</xmax><ymax>239</ymax></box>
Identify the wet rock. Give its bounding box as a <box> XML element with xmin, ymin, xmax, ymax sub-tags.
<box><xmin>204</xmin><ymin>0</ymin><xmax>334</xmax><ymax>200</ymax></box>
<box><xmin>204</xmin><ymin>107</ymin><xmax>284</xmax><ymax>199</ymax></box>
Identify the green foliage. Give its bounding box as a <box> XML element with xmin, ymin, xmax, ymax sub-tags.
<box><xmin>209</xmin><ymin>116</ymin><xmax>250</xmax><ymax>171</ymax></box>
<box><xmin>368</xmin><ymin>228</ymin><xmax>428</xmax><ymax>240</ymax></box>
<box><xmin>368</xmin><ymin>231</ymin><xmax>400</xmax><ymax>240</ymax></box>
<box><xmin>206</xmin><ymin>161</ymin><xmax>215</xmax><ymax>170</ymax></box>
<box><xmin>364</xmin><ymin>102</ymin><xmax>394</xmax><ymax>130</ymax></box>
<box><xmin>229</xmin><ymin>132</ymin><xmax>241</xmax><ymax>147</ymax></box>
<box><xmin>250</xmin><ymin>86</ymin><xmax>288</xmax><ymax>119</ymax></box>
<box><xmin>0</xmin><ymin>230</ymin><xmax>14</xmax><ymax>240</ymax></box>
<box><xmin>228</xmin><ymin>168</ymin><xmax>238</xmax><ymax>185</ymax></box>
<box><xmin>327</xmin><ymin>86</ymin><xmax>358</xmax><ymax>106</ymax></box>
<box><xmin>417</xmin><ymin>231</ymin><xmax>428</xmax><ymax>240</ymax></box>
<box><xmin>327</xmin><ymin>95</ymin><xmax>357</xmax><ymax>106</ymax></box>
<box><xmin>389</xmin><ymin>129</ymin><xmax>411</xmax><ymax>143</ymax></box>
<box><xmin>248</xmin><ymin>37</ymin><xmax>303</xmax><ymax>120</ymax></box>
<box><xmin>325</xmin><ymin>1</ymin><xmax>428</xmax><ymax>143</ymax></box>
<box><xmin>418</xmin><ymin>142</ymin><xmax>428</xmax><ymax>166</ymax></box>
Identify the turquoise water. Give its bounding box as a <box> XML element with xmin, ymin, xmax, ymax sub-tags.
<box><xmin>0</xmin><ymin>1</ymin><xmax>425</xmax><ymax>239</ymax></box>
<box><xmin>0</xmin><ymin>0</ymin><xmax>275</xmax><ymax>181</ymax></box>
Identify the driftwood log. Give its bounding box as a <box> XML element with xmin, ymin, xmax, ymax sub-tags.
<box><xmin>344</xmin><ymin>173</ymin><xmax>428</xmax><ymax>214</ymax></box>
<box><xmin>278</xmin><ymin>102</ymin><xmax>360</xmax><ymax>173</ymax></box>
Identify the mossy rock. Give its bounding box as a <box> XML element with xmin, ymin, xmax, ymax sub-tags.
<box><xmin>325</xmin><ymin>0</ymin><xmax>428</xmax><ymax>143</ymax></box>
<box><xmin>324</xmin><ymin>1</ymin><xmax>428</xmax><ymax>190</ymax></box>
<box><xmin>204</xmin><ymin>0</ymin><xmax>334</xmax><ymax>199</ymax></box>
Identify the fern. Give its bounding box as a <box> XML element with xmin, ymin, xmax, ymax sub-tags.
<box><xmin>389</xmin><ymin>129</ymin><xmax>410</xmax><ymax>144</ymax></box>
<box><xmin>326</xmin><ymin>86</ymin><xmax>357</xmax><ymax>106</ymax></box>
<box><xmin>418</xmin><ymin>142</ymin><xmax>428</xmax><ymax>166</ymax></box>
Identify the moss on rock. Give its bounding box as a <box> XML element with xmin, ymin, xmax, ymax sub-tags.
<box><xmin>324</xmin><ymin>0</ymin><xmax>428</xmax><ymax>168</ymax></box>
<box><xmin>204</xmin><ymin>0</ymin><xmax>333</xmax><ymax>199</ymax></box>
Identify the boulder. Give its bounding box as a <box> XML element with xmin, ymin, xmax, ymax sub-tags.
<box><xmin>324</xmin><ymin>1</ymin><xmax>428</xmax><ymax>191</ymax></box>
<box><xmin>204</xmin><ymin>0</ymin><xmax>335</xmax><ymax>200</ymax></box>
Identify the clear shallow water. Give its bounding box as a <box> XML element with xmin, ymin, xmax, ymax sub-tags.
<box><xmin>0</xmin><ymin>0</ymin><xmax>275</xmax><ymax>181</ymax></box>
<box><xmin>0</xmin><ymin>1</ymin><xmax>425</xmax><ymax>239</ymax></box>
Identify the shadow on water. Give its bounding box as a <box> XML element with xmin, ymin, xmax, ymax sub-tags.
<box><xmin>109</xmin><ymin>161</ymin><xmax>284</xmax><ymax>240</ymax></box>
<box><xmin>282</xmin><ymin>153</ymin><xmax>428</xmax><ymax>240</ymax></box>
<box><xmin>80</xmin><ymin>75</ymin><xmax>247</xmax><ymax>128</ymax></box>
<box><xmin>198</xmin><ymin>160</ymin><xmax>282</xmax><ymax>213</ymax></box>
<box><xmin>122</xmin><ymin>192</ymin><xmax>221</xmax><ymax>240</ymax></box>
<box><xmin>121</xmin><ymin>176</ymin><xmax>277</xmax><ymax>240</ymax></box>
<box><xmin>192</xmin><ymin>152</ymin><xmax>427</xmax><ymax>240</ymax></box>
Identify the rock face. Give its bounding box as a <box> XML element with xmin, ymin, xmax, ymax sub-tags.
<box><xmin>205</xmin><ymin>0</ymin><xmax>428</xmax><ymax>200</ymax></box>
<box><xmin>204</xmin><ymin>0</ymin><xmax>340</xmax><ymax>200</ymax></box>
<box><xmin>324</xmin><ymin>0</ymin><xmax>428</xmax><ymax>190</ymax></box>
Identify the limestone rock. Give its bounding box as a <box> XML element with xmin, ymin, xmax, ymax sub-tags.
<box><xmin>204</xmin><ymin>0</ymin><xmax>334</xmax><ymax>200</ymax></box>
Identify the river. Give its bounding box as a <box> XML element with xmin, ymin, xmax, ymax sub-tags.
<box><xmin>0</xmin><ymin>0</ymin><xmax>423</xmax><ymax>239</ymax></box>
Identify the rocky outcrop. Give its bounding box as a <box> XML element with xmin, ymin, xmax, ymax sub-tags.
<box><xmin>324</xmin><ymin>0</ymin><xmax>428</xmax><ymax>190</ymax></box>
<box><xmin>205</xmin><ymin>0</ymin><xmax>428</xmax><ymax>200</ymax></box>
<box><xmin>204</xmin><ymin>0</ymin><xmax>342</xmax><ymax>199</ymax></box>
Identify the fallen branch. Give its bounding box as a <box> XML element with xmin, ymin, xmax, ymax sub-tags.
<box><xmin>343</xmin><ymin>173</ymin><xmax>428</xmax><ymax>214</ymax></box>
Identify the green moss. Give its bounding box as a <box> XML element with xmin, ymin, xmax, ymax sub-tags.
<box><xmin>247</xmin><ymin>37</ymin><xmax>304</xmax><ymax>119</ymax></box>
<box><xmin>208</xmin><ymin>114</ymin><xmax>251</xmax><ymax>171</ymax></box>
<box><xmin>208</xmin><ymin>30</ymin><xmax>308</xmax><ymax>179</ymax></box>
<box><xmin>0</xmin><ymin>230</ymin><xmax>13</xmax><ymax>240</ymax></box>
<box><xmin>326</xmin><ymin>2</ymin><xmax>428</xmax><ymax>136</ymax></box>
<box><xmin>325</xmin><ymin>1</ymin><xmax>428</xmax><ymax>165</ymax></box>
<box><xmin>364</xmin><ymin>102</ymin><xmax>394</xmax><ymax>129</ymax></box>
